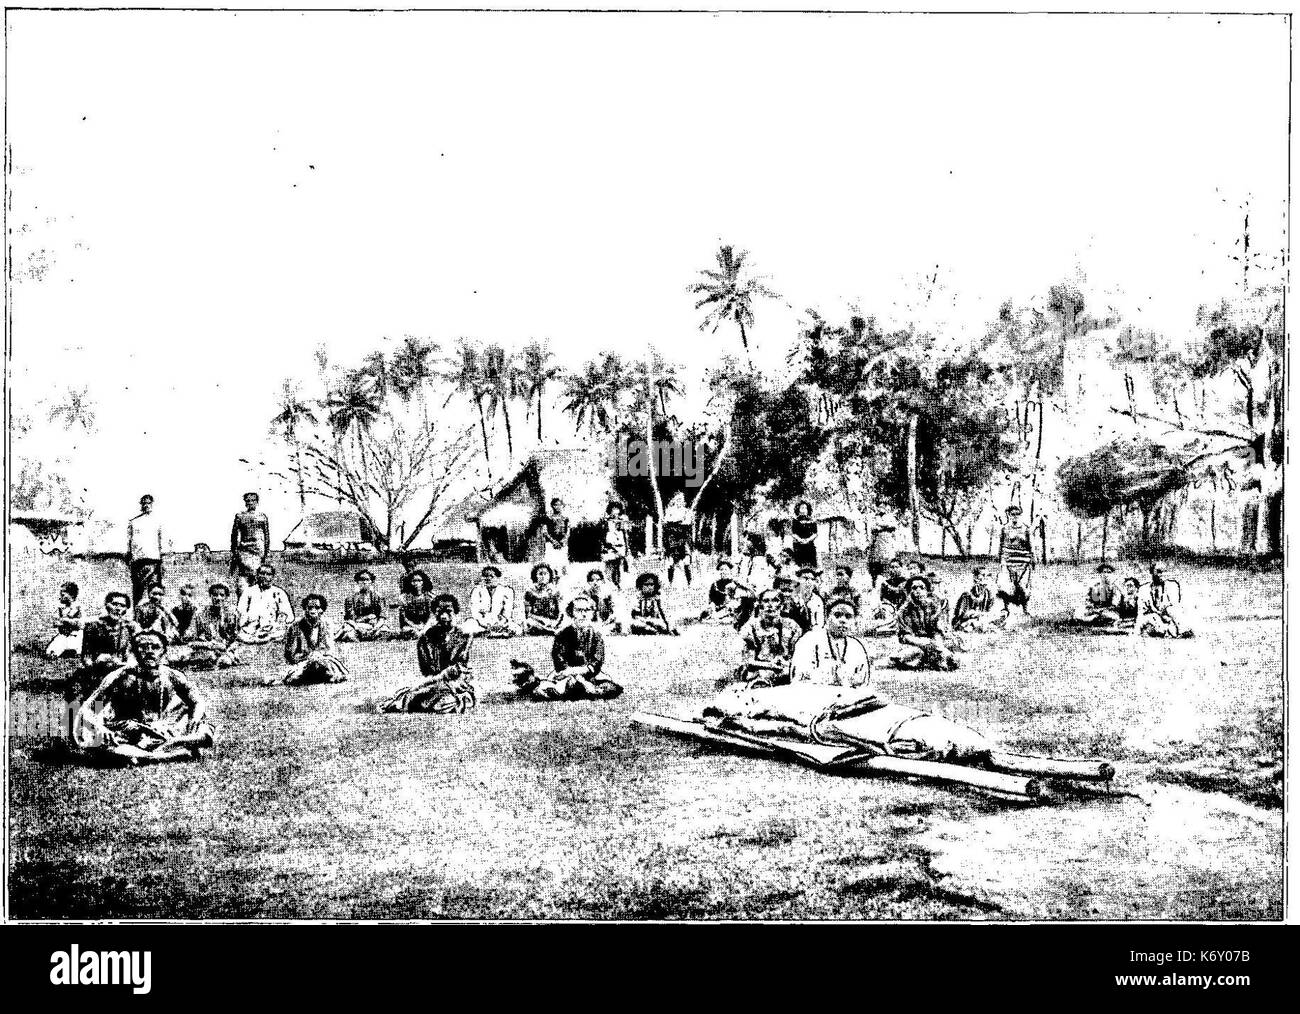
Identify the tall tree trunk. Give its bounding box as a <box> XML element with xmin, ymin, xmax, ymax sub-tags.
<box><xmin>646</xmin><ymin>366</ymin><xmax>664</xmax><ymax>553</ymax></box>
<box><xmin>501</xmin><ymin>402</ymin><xmax>514</xmax><ymax>464</ymax></box>
<box><xmin>906</xmin><ymin>413</ymin><xmax>921</xmax><ymax>552</ymax></box>
<box><xmin>731</xmin><ymin>508</ymin><xmax>741</xmax><ymax>559</ymax></box>
<box><xmin>537</xmin><ymin>388</ymin><xmax>544</xmax><ymax>442</ymax></box>
<box><xmin>292</xmin><ymin>438</ymin><xmax>306</xmax><ymax>511</ymax></box>
<box><xmin>476</xmin><ymin>397</ymin><xmax>493</xmax><ymax>480</ymax></box>
<box><xmin>1101</xmin><ymin>510</ymin><xmax>1109</xmax><ymax>560</ymax></box>
<box><xmin>737</xmin><ymin>318</ymin><xmax>754</xmax><ymax>372</ymax></box>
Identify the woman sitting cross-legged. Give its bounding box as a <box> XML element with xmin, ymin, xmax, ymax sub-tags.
<box><xmin>396</xmin><ymin>570</ymin><xmax>436</xmax><ymax>639</ymax></box>
<box><xmin>73</xmin><ymin>630</ymin><xmax>216</xmax><ymax>765</ymax></box>
<box><xmin>378</xmin><ymin>594</ymin><xmax>476</xmax><ymax>714</ymax></box>
<box><xmin>512</xmin><ymin>594</ymin><xmax>623</xmax><ymax>701</ymax></box>
<box><xmin>523</xmin><ymin>563</ymin><xmax>564</xmax><ymax>636</ymax></box>
<box><xmin>278</xmin><ymin>594</ymin><xmax>351</xmax><ymax>686</ymax></box>
<box><xmin>337</xmin><ymin>569</ymin><xmax>393</xmax><ymax>642</ymax></box>
<box><xmin>629</xmin><ymin>572</ymin><xmax>678</xmax><ymax>635</ymax></box>
<box><xmin>891</xmin><ymin>577</ymin><xmax>960</xmax><ymax>671</ymax></box>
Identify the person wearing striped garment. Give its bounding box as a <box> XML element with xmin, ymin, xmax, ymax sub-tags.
<box><xmin>995</xmin><ymin>504</ymin><xmax>1035</xmax><ymax>619</ymax></box>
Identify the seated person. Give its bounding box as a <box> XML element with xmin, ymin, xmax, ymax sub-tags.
<box><xmin>80</xmin><ymin>591</ymin><xmax>139</xmax><ymax>685</ymax></box>
<box><xmin>1135</xmin><ymin>562</ymin><xmax>1194</xmax><ymax>638</ymax></box>
<box><xmin>45</xmin><ymin>581</ymin><xmax>84</xmax><ymax>659</ymax></box>
<box><xmin>892</xmin><ymin>577</ymin><xmax>959</xmax><ymax>671</ymax></box>
<box><xmin>629</xmin><ymin>572</ymin><xmax>677</xmax><ymax>635</ymax></box>
<box><xmin>396</xmin><ymin>570</ymin><xmax>436</xmax><ymax>638</ymax></box>
<box><xmin>1073</xmin><ymin>562</ymin><xmax>1122</xmax><ymax>626</ymax></box>
<box><xmin>378</xmin><ymin>595</ymin><xmax>476</xmax><ymax>714</ymax></box>
<box><xmin>73</xmin><ymin>630</ymin><xmax>216</xmax><ymax>764</ymax></box>
<box><xmin>134</xmin><ymin>584</ymin><xmax>181</xmax><ymax>642</ymax></box>
<box><xmin>397</xmin><ymin>555</ymin><xmax>423</xmax><ymax>596</ymax></box>
<box><xmin>338</xmin><ymin>569</ymin><xmax>391</xmax><ymax>642</ymax></box>
<box><xmin>577</xmin><ymin>568</ymin><xmax>624</xmax><ymax>635</ymax></box>
<box><xmin>1115</xmin><ymin>577</ymin><xmax>1142</xmax><ymax>628</ymax></box>
<box><xmin>867</xmin><ymin>558</ymin><xmax>909</xmax><ymax>634</ymax></box>
<box><xmin>694</xmin><ymin>559</ymin><xmax>741</xmax><ymax>624</ymax></box>
<box><xmin>924</xmin><ymin>571</ymin><xmax>952</xmax><ymax>621</ymax></box>
<box><xmin>733</xmin><ymin>588</ymin><xmax>803</xmax><ymax>686</ymax></box>
<box><xmin>789</xmin><ymin>596</ymin><xmax>872</xmax><ymax>688</ymax></box>
<box><xmin>184</xmin><ymin>582</ymin><xmax>244</xmax><ymax>669</ymax></box>
<box><xmin>463</xmin><ymin>565</ymin><xmax>522</xmax><ymax>637</ymax></box>
<box><xmin>772</xmin><ymin>548</ymin><xmax>798</xmax><ymax>586</ymax></box>
<box><xmin>513</xmin><ymin>594</ymin><xmax>622</xmax><ymax>701</ymax></box>
<box><xmin>951</xmin><ymin>566</ymin><xmax>1004</xmax><ymax>633</ymax></box>
<box><xmin>523</xmin><ymin>563</ymin><xmax>564</xmax><ymax>636</ymax></box>
<box><xmin>236</xmin><ymin>564</ymin><xmax>294</xmax><ymax>644</ymax></box>
<box><xmin>827</xmin><ymin>566</ymin><xmax>862</xmax><ymax>615</ymax></box>
<box><xmin>170</xmin><ymin>583</ymin><xmax>200</xmax><ymax>642</ymax></box>
<box><xmin>279</xmin><ymin>594</ymin><xmax>350</xmax><ymax>685</ymax></box>
<box><xmin>774</xmin><ymin>576</ymin><xmax>808</xmax><ymax>632</ymax></box>
<box><xmin>795</xmin><ymin>566</ymin><xmax>827</xmax><ymax>630</ymax></box>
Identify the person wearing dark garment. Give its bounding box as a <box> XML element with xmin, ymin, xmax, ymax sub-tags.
<box><xmin>513</xmin><ymin>594</ymin><xmax>623</xmax><ymax>701</ymax></box>
<box><xmin>579</xmin><ymin>568</ymin><xmax>624</xmax><ymax>634</ymax></box>
<box><xmin>733</xmin><ymin>588</ymin><xmax>803</xmax><ymax>686</ymax></box>
<box><xmin>397</xmin><ymin>570</ymin><xmax>436</xmax><ymax>638</ymax></box>
<box><xmin>170</xmin><ymin>584</ymin><xmax>199</xmax><ymax>641</ymax></box>
<box><xmin>828</xmin><ymin>565</ymin><xmax>862</xmax><ymax>615</ymax></box>
<box><xmin>338</xmin><ymin>569</ymin><xmax>392</xmax><ymax>642</ymax></box>
<box><xmin>951</xmin><ymin>566</ymin><xmax>1004</xmax><ymax>633</ymax></box>
<box><xmin>134</xmin><ymin>584</ymin><xmax>181</xmax><ymax>642</ymax></box>
<box><xmin>629</xmin><ymin>572</ymin><xmax>677</xmax><ymax>635</ymax></box>
<box><xmin>866</xmin><ymin>522</ymin><xmax>900</xmax><ymax>588</ymax></box>
<box><xmin>893</xmin><ymin>577</ymin><xmax>959</xmax><ymax>671</ymax></box>
<box><xmin>523</xmin><ymin>563</ymin><xmax>564</xmax><ymax>636</ymax></box>
<box><xmin>1073</xmin><ymin>562</ymin><xmax>1122</xmax><ymax>627</ymax></box>
<box><xmin>229</xmin><ymin>492</ymin><xmax>271</xmax><ymax>592</ymax></box>
<box><xmin>789</xmin><ymin>500</ymin><xmax>819</xmax><ymax>569</ymax></box>
<box><xmin>664</xmin><ymin>522</ymin><xmax>694</xmax><ymax>587</ymax></box>
<box><xmin>184</xmin><ymin>582</ymin><xmax>245</xmax><ymax>669</ymax></box>
<box><xmin>279</xmin><ymin>594</ymin><xmax>350</xmax><ymax>685</ymax></box>
<box><xmin>378</xmin><ymin>595</ymin><xmax>476</xmax><ymax>714</ymax></box>
<box><xmin>695</xmin><ymin>559</ymin><xmax>740</xmax><ymax>623</ymax></box>
<box><xmin>80</xmin><ymin>592</ymin><xmax>140</xmax><ymax>686</ymax></box>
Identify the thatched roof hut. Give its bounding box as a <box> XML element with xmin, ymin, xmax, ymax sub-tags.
<box><xmin>469</xmin><ymin>448</ymin><xmax>618</xmax><ymax>562</ymax></box>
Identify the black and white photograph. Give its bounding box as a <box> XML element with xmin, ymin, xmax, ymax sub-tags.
<box><xmin>1</xmin><ymin>4</ymin><xmax>1289</xmax><ymax>939</ymax></box>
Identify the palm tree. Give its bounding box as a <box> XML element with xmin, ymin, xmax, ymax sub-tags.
<box><xmin>688</xmin><ymin>244</ymin><xmax>780</xmax><ymax>371</ymax></box>
<box><xmin>629</xmin><ymin>351</ymin><xmax>682</xmax><ymax>552</ymax></box>
<box><xmin>361</xmin><ymin>350</ymin><xmax>393</xmax><ymax>402</ymax></box>
<box><xmin>390</xmin><ymin>335</ymin><xmax>439</xmax><ymax>426</ymax></box>
<box><xmin>269</xmin><ymin>379</ymin><xmax>319</xmax><ymax>511</ymax></box>
<box><xmin>518</xmin><ymin>341</ymin><xmax>560</xmax><ymax>442</ymax></box>
<box><xmin>443</xmin><ymin>339</ymin><xmax>494</xmax><ymax>479</ymax></box>
<box><xmin>482</xmin><ymin>343</ymin><xmax>519</xmax><ymax>464</ymax></box>
<box><xmin>562</xmin><ymin>353</ymin><xmax>626</xmax><ymax>435</ymax></box>
<box><xmin>325</xmin><ymin>369</ymin><xmax>382</xmax><ymax>471</ymax></box>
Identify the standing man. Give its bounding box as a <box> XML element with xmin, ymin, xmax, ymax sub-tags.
<box><xmin>126</xmin><ymin>494</ymin><xmax>165</xmax><ymax>605</ymax></box>
<box><xmin>601</xmin><ymin>502</ymin><xmax>629</xmax><ymax>589</ymax></box>
<box><xmin>996</xmin><ymin>504</ymin><xmax>1035</xmax><ymax>619</ymax></box>
<box><xmin>230</xmin><ymin>492</ymin><xmax>271</xmax><ymax>594</ymax></box>
<box><xmin>535</xmin><ymin>497</ymin><xmax>571</xmax><ymax>577</ymax></box>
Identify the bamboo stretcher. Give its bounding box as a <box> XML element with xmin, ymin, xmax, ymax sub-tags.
<box><xmin>632</xmin><ymin>712</ymin><xmax>1116</xmax><ymax>800</ymax></box>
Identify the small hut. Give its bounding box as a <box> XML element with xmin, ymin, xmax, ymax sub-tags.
<box><xmin>470</xmin><ymin>448</ymin><xmax>618</xmax><ymax>563</ymax></box>
<box><xmin>8</xmin><ymin>511</ymin><xmax>87</xmax><ymax>556</ymax></box>
<box><xmin>283</xmin><ymin>510</ymin><xmax>380</xmax><ymax>553</ymax></box>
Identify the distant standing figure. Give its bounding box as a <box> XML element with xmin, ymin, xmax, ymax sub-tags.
<box><xmin>996</xmin><ymin>504</ymin><xmax>1034</xmax><ymax>617</ymax></box>
<box><xmin>866</xmin><ymin>523</ymin><xmax>899</xmax><ymax>588</ymax></box>
<box><xmin>601</xmin><ymin>502</ymin><xmax>630</xmax><ymax>589</ymax></box>
<box><xmin>790</xmin><ymin>500</ymin><xmax>819</xmax><ymax>569</ymax></box>
<box><xmin>535</xmin><ymin>497</ymin><xmax>571</xmax><ymax>576</ymax></box>
<box><xmin>230</xmin><ymin>492</ymin><xmax>271</xmax><ymax>589</ymax></box>
<box><xmin>127</xmin><ymin>493</ymin><xmax>165</xmax><ymax>605</ymax></box>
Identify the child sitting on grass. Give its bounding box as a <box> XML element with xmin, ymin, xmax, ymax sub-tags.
<box><xmin>629</xmin><ymin>572</ymin><xmax>678</xmax><ymax>635</ymax></box>
<box><xmin>45</xmin><ymin>581</ymin><xmax>84</xmax><ymax>659</ymax></box>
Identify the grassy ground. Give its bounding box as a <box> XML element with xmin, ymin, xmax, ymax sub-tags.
<box><xmin>6</xmin><ymin>555</ymin><xmax>1283</xmax><ymax>920</ymax></box>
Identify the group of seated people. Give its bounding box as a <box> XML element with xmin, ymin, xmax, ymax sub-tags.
<box><xmin>1071</xmin><ymin>561</ymin><xmax>1194</xmax><ymax>637</ymax></box>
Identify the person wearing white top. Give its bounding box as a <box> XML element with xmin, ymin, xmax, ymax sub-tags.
<box><xmin>126</xmin><ymin>494</ymin><xmax>166</xmax><ymax>605</ymax></box>
<box><xmin>236</xmin><ymin>563</ymin><xmax>295</xmax><ymax>644</ymax></box>
<box><xmin>789</xmin><ymin>597</ymin><xmax>872</xmax><ymax>688</ymax></box>
<box><xmin>463</xmin><ymin>565</ymin><xmax>522</xmax><ymax>637</ymax></box>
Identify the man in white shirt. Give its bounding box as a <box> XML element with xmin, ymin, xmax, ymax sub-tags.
<box><xmin>126</xmin><ymin>494</ymin><xmax>165</xmax><ymax>605</ymax></box>
<box><xmin>236</xmin><ymin>563</ymin><xmax>295</xmax><ymax>644</ymax></box>
<box><xmin>464</xmin><ymin>565</ymin><xmax>521</xmax><ymax>637</ymax></box>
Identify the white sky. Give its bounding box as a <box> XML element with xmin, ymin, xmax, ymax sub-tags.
<box><xmin>5</xmin><ymin>10</ymin><xmax>1289</xmax><ymax>546</ymax></box>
